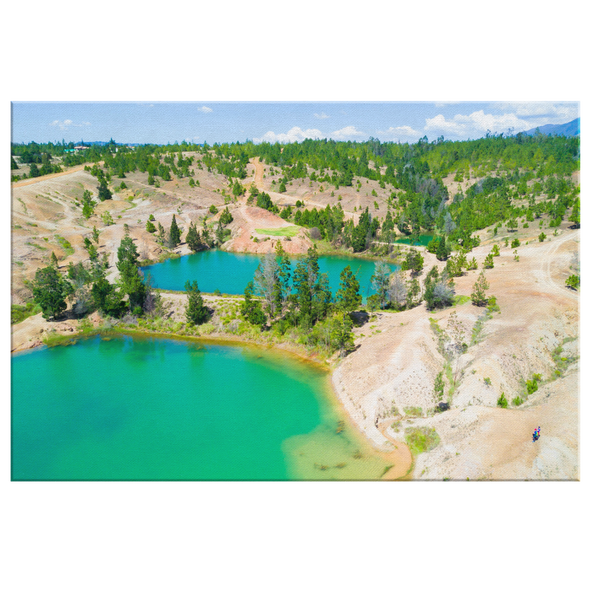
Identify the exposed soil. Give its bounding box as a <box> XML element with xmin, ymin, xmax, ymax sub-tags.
<box><xmin>331</xmin><ymin>229</ymin><xmax>579</xmax><ymax>480</ymax></box>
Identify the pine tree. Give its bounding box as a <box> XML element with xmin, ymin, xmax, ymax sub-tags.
<box><xmin>185</xmin><ymin>280</ymin><xmax>209</xmax><ymax>325</ymax></box>
<box><xmin>82</xmin><ymin>190</ymin><xmax>96</xmax><ymax>219</ymax></box>
<box><xmin>32</xmin><ymin>265</ymin><xmax>70</xmax><ymax>320</ymax></box>
<box><xmin>336</xmin><ymin>265</ymin><xmax>362</xmax><ymax>312</ymax></box>
<box><xmin>97</xmin><ymin>179</ymin><xmax>112</xmax><ymax>201</ymax></box>
<box><xmin>241</xmin><ymin>281</ymin><xmax>266</xmax><ymax>326</ymax></box>
<box><xmin>436</xmin><ymin>235</ymin><xmax>450</xmax><ymax>261</ymax></box>
<box><xmin>484</xmin><ymin>253</ymin><xmax>494</xmax><ymax>269</ymax></box>
<box><xmin>168</xmin><ymin>214</ymin><xmax>181</xmax><ymax>248</ymax></box>
<box><xmin>116</xmin><ymin>236</ymin><xmax>146</xmax><ymax>313</ymax></box>
<box><xmin>471</xmin><ymin>271</ymin><xmax>490</xmax><ymax>306</ymax></box>
<box><xmin>146</xmin><ymin>220</ymin><xmax>156</xmax><ymax>233</ymax></box>
<box><xmin>220</xmin><ymin>207</ymin><xmax>234</xmax><ymax>225</ymax></box>
<box><xmin>186</xmin><ymin>222</ymin><xmax>203</xmax><ymax>252</ymax></box>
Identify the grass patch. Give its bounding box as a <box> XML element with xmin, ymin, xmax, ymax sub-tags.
<box><xmin>403</xmin><ymin>406</ymin><xmax>423</xmax><ymax>418</ymax></box>
<box><xmin>26</xmin><ymin>240</ymin><xmax>47</xmax><ymax>251</ymax></box>
<box><xmin>453</xmin><ymin>295</ymin><xmax>471</xmax><ymax>306</ymax></box>
<box><xmin>405</xmin><ymin>427</ymin><xmax>440</xmax><ymax>455</ymax></box>
<box><xmin>55</xmin><ymin>235</ymin><xmax>74</xmax><ymax>256</ymax></box>
<box><xmin>11</xmin><ymin>302</ymin><xmax>42</xmax><ymax>324</ymax></box>
<box><xmin>255</xmin><ymin>226</ymin><xmax>300</xmax><ymax>238</ymax></box>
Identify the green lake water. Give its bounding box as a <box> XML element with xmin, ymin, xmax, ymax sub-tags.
<box><xmin>11</xmin><ymin>335</ymin><xmax>392</xmax><ymax>481</ymax></box>
<box><xmin>393</xmin><ymin>234</ymin><xmax>433</xmax><ymax>246</ymax></box>
<box><xmin>143</xmin><ymin>250</ymin><xmax>398</xmax><ymax>300</ymax></box>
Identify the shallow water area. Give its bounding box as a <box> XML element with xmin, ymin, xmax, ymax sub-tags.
<box><xmin>12</xmin><ymin>334</ymin><xmax>393</xmax><ymax>480</ymax></box>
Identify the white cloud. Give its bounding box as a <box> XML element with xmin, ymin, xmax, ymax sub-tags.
<box><xmin>424</xmin><ymin>114</ymin><xmax>467</xmax><ymax>135</ymax></box>
<box><xmin>434</xmin><ymin>101</ymin><xmax>461</xmax><ymax>108</ymax></box>
<box><xmin>330</xmin><ymin>125</ymin><xmax>364</xmax><ymax>139</ymax></box>
<box><xmin>494</xmin><ymin>101</ymin><xmax>578</xmax><ymax>121</ymax></box>
<box><xmin>254</xmin><ymin>126</ymin><xmax>326</xmax><ymax>143</ymax></box>
<box><xmin>314</xmin><ymin>112</ymin><xmax>329</xmax><ymax>119</ymax></box>
<box><xmin>377</xmin><ymin>125</ymin><xmax>422</xmax><ymax>141</ymax></box>
<box><xmin>197</xmin><ymin>106</ymin><xmax>212</xmax><ymax>113</ymax></box>
<box><xmin>425</xmin><ymin>110</ymin><xmax>532</xmax><ymax>138</ymax></box>
<box><xmin>50</xmin><ymin>119</ymin><xmax>90</xmax><ymax>130</ymax></box>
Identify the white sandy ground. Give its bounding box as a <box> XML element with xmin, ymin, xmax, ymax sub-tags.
<box><xmin>331</xmin><ymin>230</ymin><xmax>579</xmax><ymax>479</ymax></box>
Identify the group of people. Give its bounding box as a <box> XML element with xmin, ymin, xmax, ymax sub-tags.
<box><xmin>532</xmin><ymin>426</ymin><xmax>541</xmax><ymax>442</ymax></box>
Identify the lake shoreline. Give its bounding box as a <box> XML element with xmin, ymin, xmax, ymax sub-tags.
<box><xmin>12</xmin><ymin>314</ymin><xmax>414</xmax><ymax>480</ymax></box>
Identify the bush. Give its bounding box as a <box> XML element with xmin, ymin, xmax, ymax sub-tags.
<box><xmin>538</xmin><ymin>232</ymin><xmax>547</xmax><ymax>242</ymax></box>
<box><xmin>512</xmin><ymin>396</ymin><xmax>523</xmax><ymax>407</ymax></box>
<box><xmin>511</xmin><ymin>238</ymin><xmax>520</xmax><ymax>248</ymax></box>
<box><xmin>405</xmin><ymin>427</ymin><xmax>440</xmax><ymax>455</ymax></box>
<box><xmin>497</xmin><ymin>392</ymin><xmax>508</xmax><ymax>408</ymax></box>
<box><xmin>526</xmin><ymin>379</ymin><xmax>538</xmax><ymax>395</ymax></box>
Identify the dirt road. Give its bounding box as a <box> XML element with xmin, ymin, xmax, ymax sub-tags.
<box><xmin>12</xmin><ymin>164</ymin><xmax>90</xmax><ymax>188</ymax></box>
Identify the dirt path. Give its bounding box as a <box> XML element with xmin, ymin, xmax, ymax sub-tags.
<box><xmin>12</xmin><ymin>165</ymin><xmax>90</xmax><ymax>188</ymax></box>
<box><xmin>252</xmin><ymin>157</ymin><xmax>264</xmax><ymax>188</ymax></box>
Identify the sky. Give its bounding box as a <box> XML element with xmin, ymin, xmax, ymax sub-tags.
<box><xmin>11</xmin><ymin>101</ymin><xmax>579</xmax><ymax>146</ymax></box>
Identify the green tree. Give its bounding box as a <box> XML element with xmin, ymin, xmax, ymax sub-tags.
<box><xmin>116</xmin><ymin>235</ymin><xmax>146</xmax><ymax>313</ymax></box>
<box><xmin>241</xmin><ymin>280</ymin><xmax>266</xmax><ymax>327</ymax></box>
<box><xmin>185</xmin><ymin>280</ymin><xmax>209</xmax><ymax>325</ymax></box>
<box><xmin>330</xmin><ymin>312</ymin><xmax>355</xmax><ymax>356</ymax></box>
<box><xmin>565</xmin><ymin>274</ymin><xmax>580</xmax><ymax>290</ymax></box>
<box><xmin>471</xmin><ymin>271</ymin><xmax>490</xmax><ymax>306</ymax></box>
<box><xmin>32</xmin><ymin>265</ymin><xmax>70</xmax><ymax>320</ymax></box>
<box><xmin>91</xmin><ymin>275</ymin><xmax>125</xmax><ymax>317</ymax></box>
<box><xmin>168</xmin><ymin>214</ymin><xmax>181</xmax><ymax>248</ymax></box>
<box><xmin>220</xmin><ymin>207</ymin><xmax>234</xmax><ymax>225</ymax></box>
<box><xmin>484</xmin><ymin>253</ymin><xmax>494</xmax><ymax>269</ymax></box>
<box><xmin>336</xmin><ymin>265</ymin><xmax>362</xmax><ymax>312</ymax></box>
<box><xmin>506</xmin><ymin>218</ymin><xmax>517</xmax><ymax>232</ymax></box>
<box><xmin>97</xmin><ymin>179</ymin><xmax>112</xmax><ymax>201</ymax></box>
<box><xmin>538</xmin><ymin>232</ymin><xmax>547</xmax><ymax>242</ymax></box>
<box><xmin>278</xmin><ymin>181</ymin><xmax>287</xmax><ymax>193</ymax></box>
<box><xmin>81</xmin><ymin>190</ymin><xmax>96</xmax><ymax>219</ymax></box>
<box><xmin>92</xmin><ymin>226</ymin><xmax>100</xmax><ymax>244</ymax></box>
<box><xmin>186</xmin><ymin>222</ymin><xmax>204</xmax><ymax>252</ymax></box>
<box><xmin>436</xmin><ymin>235</ymin><xmax>451</xmax><ymax>261</ymax></box>
<box><xmin>497</xmin><ymin>392</ymin><xmax>508</xmax><ymax>408</ymax></box>
<box><xmin>569</xmin><ymin>198</ymin><xmax>580</xmax><ymax>227</ymax></box>
<box><xmin>401</xmin><ymin>249</ymin><xmax>424</xmax><ymax>276</ymax></box>
<box><xmin>146</xmin><ymin>220</ymin><xmax>156</xmax><ymax>233</ymax></box>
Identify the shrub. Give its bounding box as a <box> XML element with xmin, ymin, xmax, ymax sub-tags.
<box><xmin>511</xmin><ymin>238</ymin><xmax>521</xmax><ymax>248</ymax></box>
<box><xmin>565</xmin><ymin>274</ymin><xmax>580</xmax><ymax>290</ymax></box>
<box><xmin>526</xmin><ymin>379</ymin><xmax>538</xmax><ymax>395</ymax></box>
<box><xmin>512</xmin><ymin>396</ymin><xmax>523</xmax><ymax>407</ymax></box>
<box><xmin>405</xmin><ymin>427</ymin><xmax>440</xmax><ymax>455</ymax></box>
<box><xmin>497</xmin><ymin>392</ymin><xmax>508</xmax><ymax>408</ymax></box>
<box><xmin>538</xmin><ymin>232</ymin><xmax>547</xmax><ymax>242</ymax></box>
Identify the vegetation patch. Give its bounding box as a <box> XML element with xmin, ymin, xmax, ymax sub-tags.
<box><xmin>11</xmin><ymin>302</ymin><xmax>42</xmax><ymax>324</ymax></box>
<box><xmin>55</xmin><ymin>235</ymin><xmax>74</xmax><ymax>256</ymax></box>
<box><xmin>405</xmin><ymin>427</ymin><xmax>440</xmax><ymax>455</ymax></box>
<box><xmin>255</xmin><ymin>226</ymin><xmax>300</xmax><ymax>238</ymax></box>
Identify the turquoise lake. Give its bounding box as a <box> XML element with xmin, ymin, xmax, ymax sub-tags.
<box><xmin>394</xmin><ymin>234</ymin><xmax>433</xmax><ymax>246</ymax></box>
<box><xmin>11</xmin><ymin>335</ymin><xmax>392</xmax><ymax>481</ymax></box>
<box><xmin>142</xmin><ymin>250</ymin><xmax>399</xmax><ymax>299</ymax></box>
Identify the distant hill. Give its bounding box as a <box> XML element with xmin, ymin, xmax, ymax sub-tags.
<box><xmin>523</xmin><ymin>117</ymin><xmax>579</xmax><ymax>137</ymax></box>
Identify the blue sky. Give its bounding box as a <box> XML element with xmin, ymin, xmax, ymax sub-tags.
<box><xmin>11</xmin><ymin>101</ymin><xmax>579</xmax><ymax>145</ymax></box>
